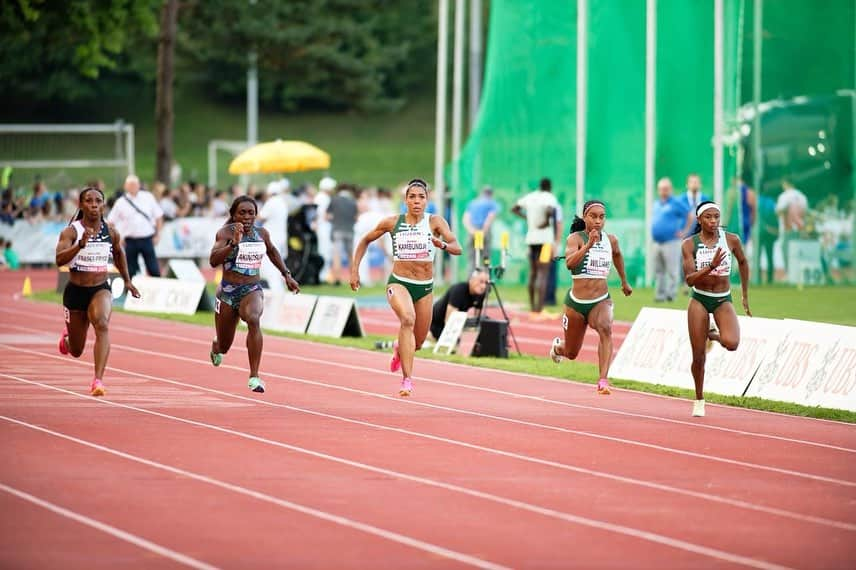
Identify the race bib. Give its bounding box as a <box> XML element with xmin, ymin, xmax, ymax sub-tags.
<box><xmin>585</xmin><ymin>244</ymin><xmax>611</xmax><ymax>277</ymax></box>
<box><xmin>74</xmin><ymin>242</ymin><xmax>111</xmax><ymax>272</ymax></box>
<box><xmin>395</xmin><ymin>229</ymin><xmax>430</xmax><ymax>260</ymax></box>
<box><xmin>235</xmin><ymin>241</ymin><xmax>266</xmax><ymax>270</ymax></box>
<box><xmin>696</xmin><ymin>245</ymin><xmax>731</xmax><ymax>276</ymax></box>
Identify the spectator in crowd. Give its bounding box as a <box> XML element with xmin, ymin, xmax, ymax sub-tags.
<box><xmin>511</xmin><ymin>177</ymin><xmax>560</xmax><ymax>318</ymax></box>
<box><xmin>758</xmin><ymin>188</ymin><xmax>779</xmax><ymax>283</ymax></box>
<box><xmin>1</xmin><ymin>188</ymin><xmax>22</xmax><ymax>225</ymax></box>
<box><xmin>462</xmin><ymin>185</ymin><xmax>500</xmax><ymax>270</ymax></box>
<box><xmin>775</xmin><ymin>179</ymin><xmax>808</xmax><ymax>273</ymax></box>
<box><xmin>737</xmin><ymin>179</ymin><xmax>756</xmax><ymax>245</ymax></box>
<box><xmin>651</xmin><ymin>177</ymin><xmax>685</xmax><ymax>302</ymax></box>
<box><xmin>3</xmin><ymin>238</ymin><xmax>20</xmax><ymax>270</ymax></box>
<box><xmin>328</xmin><ymin>183</ymin><xmax>358</xmax><ymax>285</ymax></box>
<box><xmin>315</xmin><ymin>176</ymin><xmax>336</xmax><ymax>282</ymax></box>
<box><xmin>257</xmin><ymin>178</ymin><xmax>290</xmax><ymax>294</ymax></box>
<box><xmin>0</xmin><ymin>239</ymin><xmax>6</xmax><ymax>269</ymax></box>
<box><xmin>429</xmin><ymin>269</ymin><xmax>489</xmax><ymax>341</ymax></box>
<box><xmin>155</xmin><ymin>183</ymin><xmax>178</xmax><ymax>221</ymax></box>
<box><xmin>28</xmin><ymin>181</ymin><xmax>50</xmax><ymax>221</ymax></box>
<box><xmin>210</xmin><ymin>190</ymin><xmax>230</xmax><ymax>217</ymax></box>
<box><xmin>106</xmin><ymin>174</ymin><xmax>164</xmax><ymax>277</ymax></box>
<box><xmin>678</xmin><ymin>173</ymin><xmax>711</xmax><ymax>237</ymax></box>
<box><xmin>545</xmin><ymin>204</ymin><xmax>564</xmax><ymax>307</ymax></box>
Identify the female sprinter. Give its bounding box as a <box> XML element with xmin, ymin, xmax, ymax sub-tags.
<box><xmin>56</xmin><ymin>186</ymin><xmax>140</xmax><ymax>396</ymax></box>
<box><xmin>350</xmin><ymin>178</ymin><xmax>461</xmax><ymax>397</ymax></box>
<box><xmin>209</xmin><ymin>196</ymin><xmax>300</xmax><ymax>393</ymax></box>
<box><xmin>681</xmin><ymin>200</ymin><xmax>751</xmax><ymax>417</ymax></box>
<box><xmin>549</xmin><ymin>200</ymin><xmax>633</xmax><ymax>395</ymax></box>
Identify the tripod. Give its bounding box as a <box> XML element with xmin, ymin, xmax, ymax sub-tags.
<box><xmin>473</xmin><ymin>265</ymin><xmax>522</xmax><ymax>356</ymax></box>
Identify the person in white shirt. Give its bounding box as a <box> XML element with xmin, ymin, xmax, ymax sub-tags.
<box><xmin>106</xmin><ymin>174</ymin><xmax>164</xmax><ymax>277</ymax></box>
<box><xmin>315</xmin><ymin>176</ymin><xmax>336</xmax><ymax>282</ymax></box>
<box><xmin>511</xmin><ymin>177</ymin><xmax>561</xmax><ymax>316</ymax></box>
<box><xmin>775</xmin><ymin>179</ymin><xmax>809</xmax><ymax>272</ymax></box>
<box><xmin>257</xmin><ymin>178</ymin><xmax>290</xmax><ymax>293</ymax></box>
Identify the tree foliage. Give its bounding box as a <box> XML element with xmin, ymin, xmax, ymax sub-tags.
<box><xmin>0</xmin><ymin>0</ymin><xmax>160</xmax><ymax>101</ymax></box>
<box><xmin>0</xmin><ymin>0</ymin><xmax>437</xmax><ymax>112</ymax></box>
<box><xmin>178</xmin><ymin>0</ymin><xmax>437</xmax><ymax>112</ymax></box>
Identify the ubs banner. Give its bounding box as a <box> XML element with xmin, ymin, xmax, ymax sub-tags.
<box><xmin>746</xmin><ymin>320</ymin><xmax>856</xmax><ymax>412</ymax></box>
<box><xmin>609</xmin><ymin>308</ymin><xmax>856</xmax><ymax>412</ymax></box>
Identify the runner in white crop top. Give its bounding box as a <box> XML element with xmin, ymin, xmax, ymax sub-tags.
<box><xmin>350</xmin><ymin>178</ymin><xmax>461</xmax><ymax>397</ymax></box>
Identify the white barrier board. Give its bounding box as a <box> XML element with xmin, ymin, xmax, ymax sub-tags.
<box><xmin>306</xmin><ymin>296</ymin><xmax>364</xmax><ymax>338</ymax></box>
<box><xmin>746</xmin><ymin>320</ymin><xmax>856</xmax><ymax>411</ymax></box>
<box><xmin>260</xmin><ymin>292</ymin><xmax>318</xmax><ymax>334</ymax></box>
<box><xmin>124</xmin><ymin>276</ymin><xmax>206</xmax><ymax>315</ymax></box>
<box><xmin>433</xmin><ymin>311</ymin><xmax>469</xmax><ymax>355</ymax></box>
<box><xmin>611</xmin><ymin>308</ymin><xmax>785</xmax><ymax>397</ymax></box>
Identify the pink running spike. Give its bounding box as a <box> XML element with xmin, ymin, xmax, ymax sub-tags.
<box><xmin>90</xmin><ymin>378</ymin><xmax>106</xmax><ymax>397</ymax></box>
<box><xmin>58</xmin><ymin>327</ymin><xmax>69</xmax><ymax>355</ymax></box>
<box><xmin>596</xmin><ymin>378</ymin><xmax>611</xmax><ymax>395</ymax></box>
<box><xmin>398</xmin><ymin>377</ymin><xmax>413</xmax><ymax>397</ymax></box>
<box><xmin>389</xmin><ymin>341</ymin><xmax>401</xmax><ymax>373</ymax></box>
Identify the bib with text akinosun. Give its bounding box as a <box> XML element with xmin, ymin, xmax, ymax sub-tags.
<box><xmin>235</xmin><ymin>241</ymin><xmax>266</xmax><ymax>270</ymax></box>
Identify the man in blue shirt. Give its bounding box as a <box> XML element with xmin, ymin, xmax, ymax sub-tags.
<box><xmin>651</xmin><ymin>177</ymin><xmax>685</xmax><ymax>301</ymax></box>
<box><xmin>462</xmin><ymin>186</ymin><xmax>500</xmax><ymax>269</ymax></box>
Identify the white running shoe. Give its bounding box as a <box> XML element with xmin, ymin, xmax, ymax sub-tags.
<box><xmin>692</xmin><ymin>399</ymin><xmax>706</xmax><ymax>417</ymax></box>
<box><xmin>549</xmin><ymin>337</ymin><xmax>563</xmax><ymax>364</ymax></box>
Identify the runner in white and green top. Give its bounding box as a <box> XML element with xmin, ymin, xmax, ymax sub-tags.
<box><xmin>550</xmin><ymin>200</ymin><xmax>633</xmax><ymax>396</ymax></box>
<box><xmin>681</xmin><ymin>200</ymin><xmax>752</xmax><ymax>418</ymax></box>
<box><xmin>350</xmin><ymin>178</ymin><xmax>461</xmax><ymax>398</ymax></box>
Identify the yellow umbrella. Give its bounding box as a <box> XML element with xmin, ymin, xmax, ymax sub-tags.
<box><xmin>228</xmin><ymin>139</ymin><xmax>330</xmax><ymax>175</ymax></box>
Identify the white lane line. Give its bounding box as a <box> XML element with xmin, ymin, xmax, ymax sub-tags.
<box><xmin>0</xmin><ymin>481</ymin><xmax>220</xmax><ymax>570</ymax></box>
<box><xmin>1</xmin><ymin>359</ymin><xmax>853</xmax><ymax>533</ymax></box>
<box><xmin>51</xmin><ymin>341</ymin><xmax>856</xmax><ymax>487</ymax></box>
<box><xmin>0</xmin><ymin>412</ymin><xmax>508</xmax><ymax>570</ymax></box>
<box><xmin>4</xmin><ymin>307</ymin><xmax>853</xmax><ymax>441</ymax></box>
<box><xmin>0</xmin><ymin>402</ymin><xmax>794</xmax><ymax>570</ymax></box>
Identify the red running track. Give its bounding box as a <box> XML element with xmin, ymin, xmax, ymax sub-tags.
<box><xmin>0</xmin><ymin>277</ymin><xmax>854</xmax><ymax>568</ymax></box>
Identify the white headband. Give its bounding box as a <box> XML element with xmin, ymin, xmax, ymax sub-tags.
<box><xmin>697</xmin><ymin>203</ymin><xmax>720</xmax><ymax>217</ymax></box>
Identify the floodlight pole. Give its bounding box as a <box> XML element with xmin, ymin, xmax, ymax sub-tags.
<box><xmin>434</xmin><ymin>0</ymin><xmax>450</xmax><ymax>284</ymax></box>
<box><xmin>713</xmin><ymin>0</ymin><xmax>724</xmax><ymax>207</ymax></box>
<box><xmin>243</xmin><ymin>0</ymin><xmax>259</xmax><ymax>190</ymax></box>
<box><xmin>468</xmin><ymin>0</ymin><xmax>482</xmax><ymax>129</ymax></box>
<box><xmin>644</xmin><ymin>0</ymin><xmax>656</xmax><ymax>288</ymax></box>
<box><xmin>575</xmin><ymin>0</ymin><xmax>588</xmax><ymax>216</ymax></box>
<box><xmin>751</xmin><ymin>0</ymin><xmax>763</xmax><ymax>285</ymax></box>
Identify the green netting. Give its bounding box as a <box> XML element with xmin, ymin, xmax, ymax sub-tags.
<box><xmin>450</xmin><ymin>0</ymin><xmax>855</xmax><ymax>286</ymax></box>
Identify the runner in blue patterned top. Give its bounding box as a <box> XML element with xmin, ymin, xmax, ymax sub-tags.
<box><xmin>55</xmin><ymin>186</ymin><xmax>140</xmax><ymax>397</ymax></box>
<box><xmin>350</xmin><ymin>178</ymin><xmax>461</xmax><ymax>397</ymax></box>
<box><xmin>209</xmin><ymin>196</ymin><xmax>300</xmax><ymax>393</ymax></box>
<box><xmin>549</xmin><ymin>200</ymin><xmax>633</xmax><ymax>395</ymax></box>
<box><xmin>681</xmin><ymin>200</ymin><xmax>751</xmax><ymax>417</ymax></box>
